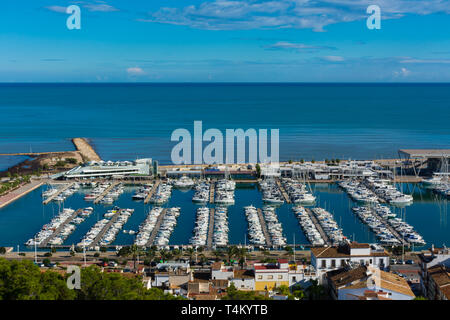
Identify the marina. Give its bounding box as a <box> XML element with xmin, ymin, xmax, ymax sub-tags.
<box><xmin>147</xmin><ymin>208</ymin><xmax>168</xmax><ymax>246</ymax></box>
<box><xmin>0</xmin><ymin>178</ymin><xmax>447</xmax><ymax>250</ymax></box>
<box><xmin>304</xmin><ymin>208</ymin><xmax>331</xmax><ymax>245</ymax></box>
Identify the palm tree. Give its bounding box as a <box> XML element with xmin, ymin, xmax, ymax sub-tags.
<box><xmin>185</xmin><ymin>248</ymin><xmax>195</xmax><ymax>262</ymax></box>
<box><xmin>146</xmin><ymin>247</ymin><xmax>157</xmax><ymax>262</ymax></box>
<box><xmin>172</xmin><ymin>248</ymin><xmax>183</xmax><ymax>261</ymax></box>
<box><xmin>129</xmin><ymin>244</ymin><xmax>144</xmax><ymax>270</ymax></box>
<box><xmin>284</xmin><ymin>246</ymin><xmax>294</xmax><ymax>260</ymax></box>
<box><xmin>212</xmin><ymin>249</ymin><xmax>223</xmax><ymax>262</ymax></box>
<box><xmin>235</xmin><ymin>247</ymin><xmax>249</xmax><ymax>267</ymax></box>
<box><xmin>226</xmin><ymin>246</ymin><xmax>238</xmax><ymax>263</ymax></box>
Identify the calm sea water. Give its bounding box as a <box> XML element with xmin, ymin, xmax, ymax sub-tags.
<box><xmin>0</xmin><ymin>83</ymin><xmax>449</xmax><ymax>168</ymax></box>
<box><xmin>0</xmin><ymin>184</ymin><xmax>447</xmax><ymax>249</ymax></box>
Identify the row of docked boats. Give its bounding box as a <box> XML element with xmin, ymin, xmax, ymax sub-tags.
<box><xmin>132</xmin><ymin>183</ymin><xmax>154</xmax><ymax>200</ymax></box>
<box><xmin>26</xmin><ymin>208</ymin><xmax>77</xmax><ymax>246</ymax></box>
<box><xmin>262</xmin><ymin>206</ymin><xmax>286</xmax><ymax>246</ymax></box>
<box><xmin>192</xmin><ymin>181</ymin><xmax>210</xmax><ymax>203</ymax></box>
<box><xmin>134</xmin><ymin>207</ymin><xmax>164</xmax><ymax>246</ymax></box>
<box><xmin>432</xmin><ymin>182</ymin><xmax>450</xmax><ymax>197</ymax></box>
<box><xmin>352</xmin><ymin>206</ymin><xmax>401</xmax><ymax>245</ymax></box>
<box><xmin>153</xmin><ymin>207</ymin><xmax>181</xmax><ymax>246</ymax></box>
<box><xmin>99</xmin><ymin>183</ymin><xmax>124</xmax><ymax>205</ymax></box>
<box><xmin>42</xmin><ymin>183</ymin><xmax>80</xmax><ymax>203</ymax></box>
<box><xmin>311</xmin><ymin>207</ymin><xmax>346</xmax><ymax>245</ymax></box>
<box><xmin>190</xmin><ymin>207</ymin><xmax>210</xmax><ymax>246</ymax></box>
<box><xmin>83</xmin><ymin>182</ymin><xmax>113</xmax><ymax>202</ymax></box>
<box><xmin>281</xmin><ymin>178</ymin><xmax>316</xmax><ymax>204</ymax></box>
<box><xmin>213</xmin><ymin>206</ymin><xmax>229</xmax><ymax>246</ymax></box>
<box><xmin>99</xmin><ymin>208</ymin><xmax>134</xmax><ymax>246</ymax></box>
<box><xmin>292</xmin><ymin>206</ymin><xmax>325</xmax><ymax>246</ymax></box>
<box><xmin>244</xmin><ymin>205</ymin><xmax>266</xmax><ymax>245</ymax></box>
<box><xmin>172</xmin><ymin>175</ymin><xmax>195</xmax><ymax>189</ymax></box>
<box><xmin>259</xmin><ymin>180</ymin><xmax>284</xmax><ymax>204</ymax></box>
<box><xmin>338</xmin><ymin>180</ymin><xmax>379</xmax><ymax>204</ymax></box>
<box><xmin>365</xmin><ymin>178</ymin><xmax>413</xmax><ymax>206</ymax></box>
<box><xmin>149</xmin><ymin>183</ymin><xmax>173</xmax><ymax>205</ymax></box>
<box><xmin>48</xmin><ymin>207</ymin><xmax>94</xmax><ymax>245</ymax></box>
<box><xmin>423</xmin><ymin>174</ymin><xmax>450</xmax><ymax>197</ymax></box>
<box><xmin>215</xmin><ymin>179</ymin><xmax>235</xmax><ymax>205</ymax></box>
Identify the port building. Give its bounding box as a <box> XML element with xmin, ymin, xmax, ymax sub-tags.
<box><xmin>59</xmin><ymin>158</ymin><xmax>152</xmax><ymax>179</ymax></box>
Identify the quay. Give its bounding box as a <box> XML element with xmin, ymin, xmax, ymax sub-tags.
<box><xmin>72</xmin><ymin>138</ymin><xmax>101</xmax><ymax>162</ymax></box>
<box><xmin>256</xmin><ymin>208</ymin><xmax>273</xmax><ymax>247</ymax></box>
<box><xmin>369</xmin><ymin>208</ymin><xmax>410</xmax><ymax>247</ymax></box>
<box><xmin>146</xmin><ymin>208</ymin><xmax>168</xmax><ymax>247</ymax></box>
<box><xmin>275</xmin><ymin>178</ymin><xmax>291</xmax><ymax>204</ymax></box>
<box><xmin>305</xmin><ymin>208</ymin><xmax>331</xmax><ymax>245</ymax></box>
<box><xmin>206</xmin><ymin>208</ymin><xmax>215</xmax><ymax>249</ymax></box>
<box><xmin>42</xmin><ymin>182</ymin><xmax>76</xmax><ymax>205</ymax></box>
<box><xmin>209</xmin><ymin>182</ymin><xmax>215</xmax><ymax>204</ymax></box>
<box><xmin>39</xmin><ymin>209</ymin><xmax>82</xmax><ymax>247</ymax></box>
<box><xmin>88</xmin><ymin>209</ymin><xmax>123</xmax><ymax>248</ymax></box>
<box><xmin>93</xmin><ymin>182</ymin><xmax>120</xmax><ymax>204</ymax></box>
<box><xmin>0</xmin><ymin>180</ymin><xmax>43</xmax><ymax>209</ymax></box>
<box><xmin>144</xmin><ymin>180</ymin><xmax>161</xmax><ymax>204</ymax></box>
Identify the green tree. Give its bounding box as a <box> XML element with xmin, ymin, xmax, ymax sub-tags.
<box><xmin>305</xmin><ymin>279</ymin><xmax>326</xmax><ymax>300</ymax></box>
<box><xmin>255</xmin><ymin>163</ymin><xmax>261</xmax><ymax>178</ymax></box>
<box><xmin>222</xmin><ymin>283</ymin><xmax>271</xmax><ymax>300</ymax></box>
<box><xmin>0</xmin><ymin>247</ymin><xmax>6</xmax><ymax>255</ymax></box>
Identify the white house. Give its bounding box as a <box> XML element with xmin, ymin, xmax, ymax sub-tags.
<box><xmin>311</xmin><ymin>242</ymin><xmax>390</xmax><ymax>284</ymax></box>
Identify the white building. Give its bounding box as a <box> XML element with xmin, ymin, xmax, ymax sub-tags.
<box><xmin>62</xmin><ymin>158</ymin><xmax>152</xmax><ymax>179</ymax></box>
<box><xmin>311</xmin><ymin>243</ymin><xmax>390</xmax><ymax>284</ymax></box>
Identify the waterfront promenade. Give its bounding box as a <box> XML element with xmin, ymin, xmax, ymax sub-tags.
<box><xmin>0</xmin><ymin>180</ymin><xmax>43</xmax><ymax>209</ymax></box>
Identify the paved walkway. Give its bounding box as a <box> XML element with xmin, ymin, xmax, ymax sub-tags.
<box><xmin>0</xmin><ymin>181</ymin><xmax>43</xmax><ymax>209</ymax></box>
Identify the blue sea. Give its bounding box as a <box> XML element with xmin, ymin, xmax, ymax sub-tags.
<box><xmin>0</xmin><ymin>83</ymin><xmax>448</xmax><ymax>249</ymax></box>
<box><xmin>0</xmin><ymin>83</ymin><xmax>449</xmax><ymax>167</ymax></box>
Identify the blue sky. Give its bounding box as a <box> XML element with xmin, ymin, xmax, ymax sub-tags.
<box><xmin>1</xmin><ymin>0</ymin><xmax>449</xmax><ymax>82</ymax></box>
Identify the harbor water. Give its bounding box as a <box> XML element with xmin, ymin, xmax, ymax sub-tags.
<box><xmin>0</xmin><ymin>183</ymin><xmax>447</xmax><ymax>249</ymax></box>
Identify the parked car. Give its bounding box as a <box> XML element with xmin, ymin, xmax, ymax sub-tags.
<box><xmin>406</xmin><ymin>259</ymin><xmax>414</xmax><ymax>265</ymax></box>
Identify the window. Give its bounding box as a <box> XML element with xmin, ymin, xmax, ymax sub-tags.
<box><xmin>278</xmin><ymin>275</ymin><xmax>283</xmax><ymax>279</ymax></box>
<box><xmin>360</xmin><ymin>259</ymin><xmax>364</xmax><ymax>265</ymax></box>
<box><xmin>321</xmin><ymin>260</ymin><xmax>326</xmax><ymax>268</ymax></box>
<box><xmin>257</xmin><ymin>275</ymin><xmax>262</xmax><ymax>280</ymax></box>
<box><xmin>379</xmin><ymin>258</ymin><xmax>384</xmax><ymax>266</ymax></box>
<box><xmin>268</xmin><ymin>275</ymin><xmax>273</xmax><ymax>280</ymax></box>
<box><xmin>293</xmin><ymin>276</ymin><xmax>297</xmax><ymax>282</ymax></box>
<box><xmin>369</xmin><ymin>259</ymin><xmax>372</xmax><ymax>264</ymax></box>
<box><xmin>331</xmin><ymin>259</ymin><xmax>336</xmax><ymax>267</ymax></box>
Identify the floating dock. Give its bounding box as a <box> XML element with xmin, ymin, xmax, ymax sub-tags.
<box><xmin>144</xmin><ymin>180</ymin><xmax>161</xmax><ymax>204</ymax></box>
<box><xmin>305</xmin><ymin>208</ymin><xmax>331</xmax><ymax>245</ymax></box>
<box><xmin>42</xmin><ymin>182</ymin><xmax>76</xmax><ymax>205</ymax></box>
<box><xmin>369</xmin><ymin>208</ymin><xmax>409</xmax><ymax>247</ymax></box>
<box><xmin>93</xmin><ymin>182</ymin><xmax>120</xmax><ymax>204</ymax></box>
<box><xmin>87</xmin><ymin>209</ymin><xmax>123</xmax><ymax>248</ymax></box>
<box><xmin>257</xmin><ymin>208</ymin><xmax>273</xmax><ymax>247</ymax></box>
<box><xmin>206</xmin><ymin>208</ymin><xmax>215</xmax><ymax>249</ymax></box>
<box><xmin>40</xmin><ymin>209</ymin><xmax>82</xmax><ymax>247</ymax></box>
<box><xmin>275</xmin><ymin>179</ymin><xmax>291</xmax><ymax>204</ymax></box>
<box><xmin>209</xmin><ymin>182</ymin><xmax>215</xmax><ymax>203</ymax></box>
<box><xmin>146</xmin><ymin>208</ymin><xmax>168</xmax><ymax>246</ymax></box>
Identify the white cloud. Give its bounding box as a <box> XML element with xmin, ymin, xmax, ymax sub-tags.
<box><xmin>322</xmin><ymin>55</ymin><xmax>345</xmax><ymax>62</ymax></box>
<box><xmin>393</xmin><ymin>67</ymin><xmax>411</xmax><ymax>77</ymax></box>
<box><xmin>45</xmin><ymin>5</ymin><xmax>67</xmax><ymax>13</ymax></box>
<box><xmin>141</xmin><ymin>0</ymin><xmax>450</xmax><ymax>31</ymax></box>
<box><xmin>126</xmin><ymin>67</ymin><xmax>146</xmax><ymax>76</ymax></box>
<box><xmin>401</xmin><ymin>59</ymin><xmax>450</xmax><ymax>64</ymax></box>
<box><xmin>266</xmin><ymin>41</ymin><xmax>336</xmax><ymax>51</ymax></box>
<box><xmin>83</xmin><ymin>4</ymin><xmax>119</xmax><ymax>12</ymax></box>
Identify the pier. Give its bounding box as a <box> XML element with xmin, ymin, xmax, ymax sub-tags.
<box><xmin>144</xmin><ymin>180</ymin><xmax>161</xmax><ymax>204</ymax></box>
<box><xmin>40</xmin><ymin>209</ymin><xmax>82</xmax><ymax>247</ymax></box>
<box><xmin>275</xmin><ymin>179</ymin><xmax>291</xmax><ymax>204</ymax></box>
<box><xmin>93</xmin><ymin>182</ymin><xmax>120</xmax><ymax>204</ymax></box>
<box><xmin>209</xmin><ymin>182</ymin><xmax>215</xmax><ymax>203</ymax></box>
<box><xmin>305</xmin><ymin>208</ymin><xmax>331</xmax><ymax>245</ymax></box>
<box><xmin>206</xmin><ymin>208</ymin><xmax>215</xmax><ymax>249</ymax></box>
<box><xmin>256</xmin><ymin>208</ymin><xmax>273</xmax><ymax>247</ymax></box>
<box><xmin>42</xmin><ymin>182</ymin><xmax>76</xmax><ymax>205</ymax></box>
<box><xmin>146</xmin><ymin>208</ymin><xmax>168</xmax><ymax>247</ymax></box>
<box><xmin>72</xmin><ymin>138</ymin><xmax>101</xmax><ymax>162</ymax></box>
<box><xmin>369</xmin><ymin>208</ymin><xmax>410</xmax><ymax>247</ymax></box>
<box><xmin>88</xmin><ymin>209</ymin><xmax>123</xmax><ymax>248</ymax></box>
